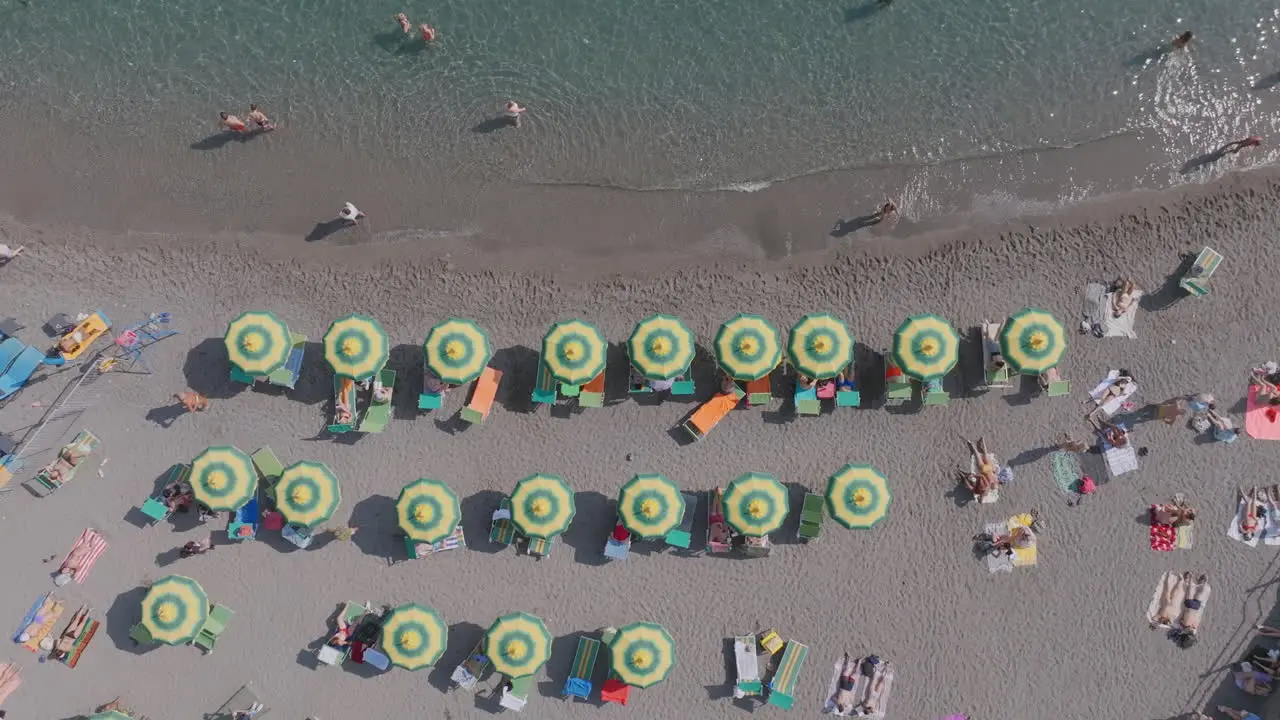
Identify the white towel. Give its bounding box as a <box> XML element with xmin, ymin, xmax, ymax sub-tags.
<box><xmin>1101</xmin><ymin>291</ymin><xmax>1141</xmax><ymax>338</ymax></box>
<box><xmin>1266</xmin><ymin>496</ymin><xmax>1280</xmax><ymax>546</ymax></box>
<box><xmin>982</xmin><ymin>522</ymin><xmax>1013</xmax><ymax>573</ymax></box>
<box><xmin>1103</xmin><ymin>443</ymin><xmax>1138</xmax><ymax>477</ymax></box>
<box><xmin>823</xmin><ymin>660</ymin><xmax>854</xmax><ymax>716</ymax></box>
<box><xmin>1228</xmin><ymin>499</ymin><xmax>1262</xmax><ymax>547</ymax></box>
<box><xmin>1146</xmin><ymin>572</ymin><xmax>1184</xmax><ymax>628</ymax></box>
<box><xmin>851</xmin><ymin>664</ymin><xmax>894</xmax><ymax>719</ymax></box>
<box><xmin>1089</xmin><ymin>371</ymin><xmax>1137</xmax><ymax>417</ymax></box>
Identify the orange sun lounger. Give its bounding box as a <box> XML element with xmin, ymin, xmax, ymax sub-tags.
<box><xmin>681</xmin><ymin>387</ymin><xmax>744</xmax><ymax>441</ymax></box>
<box><xmin>461</xmin><ymin>367</ymin><xmax>503</xmax><ymax>424</ymax></box>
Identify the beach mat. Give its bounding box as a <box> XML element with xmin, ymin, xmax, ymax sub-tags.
<box><xmin>1008</xmin><ymin>513</ymin><xmax>1038</xmax><ymax>567</ymax></box>
<box><xmin>1228</xmin><ymin>499</ymin><xmax>1261</xmax><ymax>547</ymax></box>
<box><xmin>1150</xmin><ymin>506</ymin><xmax>1175</xmax><ymax>551</ymax></box>
<box><xmin>1176</xmin><ymin>523</ymin><xmax>1194</xmax><ymax>549</ymax></box>
<box><xmin>59</xmin><ymin>528</ymin><xmax>108</xmax><ymax>584</ymax></box>
<box><xmin>1245</xmin><ymin>386</ymin><xmax>1280</xmax><ymax>440</ymax></box>
<box><xmin>1050</xmin><ymin>451</ymin><xmax>1083</xmax><ymax>494</ymax></box>
<box><xmin>1081</xmin><ymin>283</ymin><xmax>1139</xmax><ymax>338</ymax></box>
<box><xmin>1146</xmin><ymin>573</ymin><xmax>1212</xmax><ymax>630</ymax></box>
<box><xmin>0</xmin><ymin>663</ymin><xmax>21</xmax><ymax>705</ymax></box>
<box><xmin>61</xmin><ymin>618</ymin><xmax>99</xmax><ymax>668</ymax></box>
<box><xmin>852</xmin><ymin>663</ymin><xmax>894</xmax><ymax>719</ymax></box>
<box><xmin>20</xmin><ymin>598</ymin><xmax>64</xmax><ymax>652</ymax></box>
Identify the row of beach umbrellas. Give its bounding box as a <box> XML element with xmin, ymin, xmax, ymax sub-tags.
<box><xmin>183</xmin><ymin>446</ymin><xmax>891</xmax><ymax>543</ymax></box>
<box><xmin>135</xmin><ymin>574</ymin><xmax>674</xmax><ymax>685</ymax></box>
<box><xmin>224</xmin><ymin>308</ymin><xmax>1068</xmax><ymax>387</ymax></box>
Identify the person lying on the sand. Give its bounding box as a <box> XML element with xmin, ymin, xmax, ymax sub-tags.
<box><xmin>1098</xmin><ymin>423</ymin><xmax>1128</xmax><ymax>448</ymax></box>
<box><xmin>1240</xmin><ymin>487</ymin><xmax>1263</xmax><ymax>541</ymax></box>
<box><xmin>832</xmin><ymin>653</ymin><xmax>860</xmax><ymax>713</ymax></box>
<box><xmin>1151</xmin><ymin>571</ymin><xmax>1184</xmax><ymax>627</ymax></box>
<box><xmin>1244</xmin><ymin>646</ymin><xmax>1280</xmax><ymax>676</ymax></box>
<box><xmin>1217</xmin><ymin>705</ymin><xmax>1267</xmax><ymax>720</ymax></box>
<box><xmin>959</xmin><ymin>437</ymin><xmax>999</xmax><ymax>498</ymax></box>
<box><xmin>50</xmin><ymin>606</ymin><xmax>91</xmax><ymax>659</ymax></box>
<box><xmin>1251</xmin><ymin>363</ymin><xmax>1280</xmax><ymax>405</ymax></box>
<box><xmin>1174</xmin><ymin>573</ymin><xmax>1209</xmax><ymax>648</ymax></box>
<box><xmin>1232</xmin><ymin>662</ymin><xmax>1273</xmax><ymax>696</ymax></box>
<box><xmin>1255</xmin><ymin>623</ymin><xmax>1280</xmax><ymax>638</ymax></box>
<box><xmin>1207</xmin><ymin>407</ymin><xmax>1238</xmax><ymax>441</ymax></box>
<box><xmin>855</xmin><ymin>662</ymin><xmax>890</xmax><ymax>716</ymax></box>
<box><xmin>1153</xmin><ymin>499</ymin><xmax>1195</xmax><ymax>527</ymax></box>
<box><xmin>18</xmin><ymin>595</ymin><xmax>60</xmax><ymax>642</ymax></box>
<box><xmin>58</xmin><ymin>537</ymin><xmax>100</xmax><ymax>579</ymax></box>
<box><xmin>1109</xmin><ymin>277</ymin><xmax>1139</xmax><ymax>318</ymax></box>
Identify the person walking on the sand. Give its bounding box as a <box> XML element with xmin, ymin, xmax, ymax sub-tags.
<box><xmin>874</xmin><ymin>198</ymin><xmax>897</xmax><ymax>223</ymax></box>
<box><xmin>175</xmin><ymin>391</ymin><xmax>209</xmax><ymax>413</ymax></box>
<box><xmin>338</xmin><ymin>202</ymin><xmax>366</xmax><ymax>224</ymax></box>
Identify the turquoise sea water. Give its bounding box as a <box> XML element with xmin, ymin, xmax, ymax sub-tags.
<box><xmin>1</xmin><ymin>0</ymin><xmax>1279</xmax><ymax>193</ymax></box>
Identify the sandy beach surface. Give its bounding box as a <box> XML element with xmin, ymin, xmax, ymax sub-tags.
<box><xmin>3</xmin><ymin>168</ymin><xmax>1280</xmax><ymax>720</ymax></box>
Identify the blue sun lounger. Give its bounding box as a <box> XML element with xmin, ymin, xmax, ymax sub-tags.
<box><xmin>0</xmin><ymin>338</ymin><xmax>23</xmax><ymax>375</ymax></box>
<box><xmin>0</xmin><ymin>346</ymin><xmax>47</xmax><ymax>400</ymax></box>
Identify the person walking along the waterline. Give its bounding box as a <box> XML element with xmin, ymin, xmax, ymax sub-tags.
<box><xmin>247</xmin><ymin>104</ymin><xmax>275</xmax><ymax>131</ymax></box>
<box><xmin>339</xmin><ymin>202</ymin><xmax>366</xmax><ymax>225</ymax></box>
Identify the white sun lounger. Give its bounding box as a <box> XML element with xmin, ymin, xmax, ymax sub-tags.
<box><xmin>733</xmin><ymin>635</ymin><xmax>762</xmax><ymax>699</ymax></box>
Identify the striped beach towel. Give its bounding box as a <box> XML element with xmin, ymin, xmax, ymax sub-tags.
<box><xmin>0</xmin><ymin>663</ymin><xmax>20</xmax><ymax>705</ymax></box>
<box><xmin>1050</xmin><ymin>451</ymin><xmax>1082</xmax><ymax>494</ymax></box>
<box><xmin>59</xmin><ymin>528</ymin><xmax>108</xmax><ymax>584</ymax></box>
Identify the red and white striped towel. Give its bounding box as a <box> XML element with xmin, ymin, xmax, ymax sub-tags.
<box><xmin>61</xmin><ymin>528</ymin><xmax>108</xmax><ymax>584</ymax></box>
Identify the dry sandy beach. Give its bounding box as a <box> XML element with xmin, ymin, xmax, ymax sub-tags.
<box><xmin>4</xmin><ymin>169</ymin><xmax>1280</xmax><ymax>720</ymax></box>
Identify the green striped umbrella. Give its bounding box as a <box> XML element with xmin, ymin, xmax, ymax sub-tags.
<box><xmin>323</xmin><ymin>314</ymin><xmax>389</xmax><ymax>380</ymax></box>
<box><xmin>140</xmin><ymin>575</ymin><xmax>209</xmax><ymax>646</ymax></box>
<box><xmin>999</xmin><ymin>307</ymin><xmax>1067</xmax><ymax>375</ymax></box>
<box><xmin>617</xmin><ymin>474</ymin><xmax>685</xmax><ymax>539</ymax></box>
<box><xmin>424</xmin><ymin>318</ymin><xmax>492</xmax><ymax>385</ymax></box>
<box><xmin>628</xmin><ymin>315</ymin><xmax>696</xmax><ymax>380</ymax></box>
<box><xmin>224</xmin><ymin>311</ymin><xmax>291</xmax><ymax>376</ymax></box>
<box><xmin>381</xmin><ymin>603</ymin><xmax>447</xmax><ymax>670</ymax></box>
<box><xmin>397</xmin><ymin>478</ymin><xmax>461</xmax><ymax>544</ymax></box>
<box><xmin>275</xmin><ymin>461</ymin><xmax>341</xmax><ymax>528</ymax></box>
<box><xmin>485</xmin><ymin>612</ymin><xmax>552</xmax><ymax>678</ymax></box>
<box><xmin>610</xmin><ymin>622</ymin><xmax>676</xmax><ymax>688</ymax></box>
<box><xmin>189</xmin><ymin>445</ymin><xmax>257</xmax><ymax>512</ymax></box>
<box><xmin>510</xmin><ymin>473</ymin><xmax>576</xmax><ymax>539</ymax></box>
<box><xmin>826</xmin><ymin>464</ymin><xmax>892</xmax><ymax>529</ymax></box>
<box><xmin>722</xmin><ymin>472</ymin><xmax>789</xmax><ymax>536</ymax></box>
<box><xmin>542</xmin><ymin>320</ymin><xmax>607</xmax><ymax>386</ymax></box>
<box><xmin>891</xmin><ymin>314</ymin><xmax>959</xmax><ymax>381</ymax></box>
<box><xmin>787</xmin><ymin>313</ymin><xmax>854</xmax><ymax>380</ymax></box>
<box><xmin>714</xmin><ymin>314</ymin><xmax>782</xmax><ymax>381</ymax></box>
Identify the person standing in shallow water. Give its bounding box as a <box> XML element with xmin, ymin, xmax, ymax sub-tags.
<box><xmin>1171</xmin><ymin>31</ymin><xmax>1193</xmax><ymax>50</ymax></box>
<box><xmin>505</xmin><ymin>101</ymin><xmax>527</xmax><ymax>128</ymax></box>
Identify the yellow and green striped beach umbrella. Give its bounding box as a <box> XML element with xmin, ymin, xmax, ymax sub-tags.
<box><xmin>323</xmin><ymin>314</ymin><xmax>389</xmax><ymax>380</ymax></box>
<box><xmin>189</xmin><ymin>445</ymin><xmax>256</xmax><ymax>512</ymax></box>
<box><xmin>275</xmin><ymin>461</ymin><xmax>341</xmax><ymax>529</ymax></box>
<box><xmin>722</xmin><ymin>472</ymin><xmax>789</xmax><ymax>537</ymax></box>
<box><xmin>999</xmin><ymin>307</ymin><xmax>1067</xmax><ymax>375</ymax></box>
<box><xmin>88</xmin><ymin>713</ymin><xmax>133</xmax><ymax>720</ymax></box>
<box><xmin>542</xmin><ymin>320</ymin><xmax>607</xmax><ymax>386</ymax></box>
<box><xmin>628</xmin><ymin>315</ymin><xmax>696</xmax><ymax>381</ymax></box>
<box><xmin>140</xmin><ymin>574</ymin><xmax>209</xmax><ymax>646</ymax></box>
<box><xmin>397</xmin><ymin>478</ymin><xmax>461</xmax><ymax>544</ymax></box>
<box><xmin>224</xmin><ymin>311</ymin><xmax>291</xmax><ymax>376</ymax></box>
<box><xmin>617</xmin><ymin>474</ymin><xmax>685</xmax><ymax>539</ymax></box>
<box><xmin>424</xmin><ymin>318</ymin><xmax>492</xmax><ymax>385</ymax></box>
<box><xmin>485</xmin><ymin>612</ymin><xmax>552</xmax><ymax>678</ymax></box>
<box><xmin>892</xmin><ymin>314</ymin><xmax>959</xmax><ymax>381</ymax></box>
<box><xmin>787</xmin><ymin>313</ymin><xmax>854</xmax><ymax>380</ymax></box>
<box><xmin>715</xmin><ymin>314</ymin><xmax>781</xmax><ymax>381</ymax></box>
<box><xmin>826</xmin><ymin>464</ymin><xmax>892</xmax><ymax>530</ymax></box>
<box><xmin>611</xmin><ymin>622</ymin><xmax>676</xmax><ymax>688</ymax></box>
<box><xmin>381</xmin><ymin>603</ymin><xmax>448</xmax><ymax>670</ymax></box>
<box><xmin>510</xmin><ymin>473</ymin><xmax>576</xmax><ymax>539</ymax></box>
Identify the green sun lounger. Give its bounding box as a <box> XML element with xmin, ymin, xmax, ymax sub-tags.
<box><xmin>923</xmin><ymin>378</ymin><xmax>949</xmax><ymax>406</ymax></box>
<box><xmin>766</xmin><ymin>640</ymin><xmax>809</xmax><ymax>710</ymax></box>
<box><xmin>797</xmin><ymin>493</ymin><xmax>824</xmax><ymax>542</ymax></box>
<box><xmin>885</xmin><ymin>360</ymin><xmax>912</xmax><ymax>404</ymax></box>
<box><xmin>359</xmin><ymin>368</ymin><xmax>395</xmax><ymax>433</ymax></box>
<box><xmin>563</xmin><ymin>636</ymin><xmax>600</xmax><ymax>699</ymax></box>
<box><xmin>524</xmin><ymin>535</ymin><xmax>553</xmax><ymax>559</ymax></box>
<box><xmin>194</xmin><ymin>604</ymin><xmax>234</xmax><ymax>654</ymax></box>
<box><xmin>129</xmin><ymin>622</ymin><xmax>154</xmax><ymax>646</ymax></box>
<box><xmin>328</xmin><ymin>376</ymin><xmax>358</xmax><ymax>434</ymax></box>
<box><xmin>269</xmin><ymin>332</ymin><xmax>307</xmax><ymax>389</ymax></box>
<box><xmin>532</xmin><ymin>357</ymin><xmax>558</xmax><ymax>405</ymax></box>
<box><xmin>451</xmin><ymin>639</ymin><xmax>490</xmax><ymax>691</ymax></box>
<box><xmin>251</xmin><ymin>447</ymin><xmax>284</xmax><ymax>482</ymax></box>
<box><xmin>33</xmin><ymin>429</ymin><xmax>101</xmax><ymax>494</ymax></box>
<box><xmin>1180</xmin><ymin>246</ymin><xmax>1222</xmax><ymax>297</ymax></box>
<box><xmin>500</xmin><ymin>674</ymin><xmax>533</xmax><ymax>711</ymax></box>
<box><xmin>490</xmin><ymin>498</ymin><xmax>516</xmax><ymax>546</ymax></box>
<box><xmin>664</xmin><ymin>492</ymin><xmax>698</xmax><ymax>549</ymax></box>
<box><xmin>1047</xmin><ymin>379</ymin><xmax>1070</xmax><ymax>396</ymax></box>
<box><xmin>794</xmin><ymin>384</ymin><xmax>820</xmax><ymax>416</ymax></box>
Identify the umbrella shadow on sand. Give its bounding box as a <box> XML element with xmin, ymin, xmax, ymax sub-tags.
<box><xmin>460</xmin><ymin>490</ymin><xmax>508</xmax><ymax>554</ymax></box>
<box><xmin>427</xmin><ymin>621</ymin><xmax>486</xmax><ymax>693</ymax></box>
<box><xmin>563</xmin><ymin>491</ymin><xmax>612</xmax><ymax>567</ymax></box>
<box><xmin>490</xmin><ymin>345</ymin><xmax>540</xmax><ymax>415</ymax></box>
<box><xmin>182</xmin><ymin>337</ymin><xmax>245</xmax><ymax>400</ymax></box>
<box><xmin>104</xmin><ymin>585</ymin><xmax>153</xmax><ymax>654</ymax></box>
<box><xmin>347</xmin><ymin>495</ymin><xmax>399</xmax><ymax>560</ymax></box>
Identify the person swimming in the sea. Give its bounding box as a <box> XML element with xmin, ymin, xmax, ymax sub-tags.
<box><xmin>420</xmin><ymin>24</ymin><xmax>436</xmax><ymax>42</ymax></box>
<box><xmin>395</xmin><ymin>12</ymin><xmax>412</xmax><ymax>33</ymax></box>
<box><xmin>1171</xmin><ymin>31</ymin><xmax>1193</xmax><ymax>50</ymax></box>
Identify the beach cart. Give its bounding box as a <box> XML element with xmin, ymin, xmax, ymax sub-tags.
<box><xmin>664</xmin><ymin>492</ymin><xmax>698</xmax><ymax>550</ymax></box>
<box><xmin>891</xmin><ymin>314</ymin><xmax>959</xmax><ymax>406</ymax></box>
<box><xmin>533</xmin><ymin>320</ymin><xmax>607</xmax><ymax>407</ymax></box>
<box><xmin>1180</xmin><ymin>246</ymin><xmax>1222</xmax><ymax>297</ymax></box>
<box><xmin>628</xmin><ymin>314</ymin><xmax>696</xmax><ymax>398</ymax></box>
<box><xmin>451</xmin><ymin>639</ymin><xmax>491</xmax><ymax>691</ymax></box>
<box><xmin>797</xmin><ymin>493</ymin><xmax>825</xmax><ymax>542</ymax></box>
<box><xmin>563</xmin><ymin>636</ymin><xmax>601</xmax><ymax>700</ymax></box>
<box><xmin>765</xmin><ymin>640</ymin><xmax>809</xmax><ymax>710</ymax></box>
<box><xmin>716</xmin><ymin>313</ymin><xmax>781</xmax><ymax>408</ymax></box>
<box><xmin>31</xmin><ymin>429</ymin><xmax>101</xmax><ymax>495</ymax></box>
<box><xmin>226</xmin><ymin>311</ymin><xmax>305</xmax><ymax>390</ymax></box>
<box><xmin>734</xmin><ymin>635</ymin><xmax>764</xmax><ymax>698</ymax></box>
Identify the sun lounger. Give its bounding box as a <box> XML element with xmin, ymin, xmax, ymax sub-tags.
<box><xmin>57</xmin><ymin>614</ymin><xmax>100</xmax><ymax>668</ymax></box>
<box><xmin>1101</xmin><ymin>426</ymin><xmax>1138</xmax><ymax>477</ymax></box>
<box><xmin>603</xmin><ymin>525</ymin><xmax>631</xmax><ymax>561</ymax></box>
<box><xmin>1039</xmin><ymin>367</ymin><xmax>1070</xmax><ymax>397</ymax></box>
<box><xmin>532</xmin><ymin>357</ymin><xmax>557</xmax><ymax>405</ymax></box>
<box><xmin>980</xmin><ymin>321</ymin><xmax>1012</xmax><ymax>390</ymax></box>
<box><xmin>836</xmin><ymin>373</ymin><xmax>860</xmax><ymax>408</ymax></box>
<box><xmin>681</xmin><ymin>386</ymin><xmax>744</xmax><ymax>441</ymax></box>
<box><xmin>460</xmin><ymin>367</ymin><xmax>502</xmax><ymax>424</ymax></box>
<box><xmin>745</xmin><ymin>375</ymin><xmax>772</xmax><ymax>406</ymax></box>
<box><xmin>1180</xmin><ymin>246</ymin><xmax>1222</xmax><ymax>297</ymax></box>
<box><xmin>852</xmin><ymin>662</ymin><xmax>895</xmax><ymax>719</ymax></box>
<box><xmin>523</xmin><ymin>535</ymin><xmax>553</xmax><ymax>559</ymax></box>
<box><xmin>734</xmin><ymin>635</ymin><xmax>763</xmax><ymax>698</ymax></box>
<box><xmin>885</xmin><ymin>359</ymin><xmax>911</xmax><ymax>404</ymax></box>
<box><xmin>579</xmin><ymin>370</ymin><xmax>605</xmax><ymax>408</ymax></box>
<box><xmin>268</xmin><ymin>332</ymin><xmax>307</xmax><ymax>389</ymax></box>
<box><xmin>32</xmin><ymin>429</ymin><xmax>102</xmax><ymax>495</ymax></box>
<box><xmin>228</xmin><ymin>496</ymin><xmax>260</xmax><ymax>541</ymax></box>
<box><xmin>797</xmin><ymin>493</ymin><xmax>824</xmax><ymax>542</ymax></box>
<box><xmin>794</xmin><ymin>383</ymin><xmax>820</xmax><ymax>415</ymax></box>
<box><xmin>57</xmin><ymin>311</ymin><xmax>110</xmax><ymax>361</ymax></box>
<box><xmin>418</xmin><ymin>359</ymin><xmax>445</xmax><ymax>411</ymax></box>
<box><xmin>923</xmin><ymin>377</ymin><xmax>949</xmax><ymax>405</ymax></box>
<box><xmin>452</xmin><ymin>640</ymin><xmax>490</xmax><ymax>691</ymax></box>
<box><xmin>139</xmin><ymin>496</ymin><xmax>171</xmax><ymax>525</ymax></box>
<box><xmin>706</xmin><ymin>487</ymin><xmax>733</xmax><ymax>554</ymax></box>
<box><xmin>490</xmin><ymin>498</ymin><xmax>515</xmax><ymax>546</ymax></box>
<box><xmin>406</xmin><ymin>524</ymin><xmax>465</xmax><ymax>559</ymax></box>
<box><xmin>563</xmin><ymin>636</ymin><xmax>600</xmax><ymax>700</ymax></box>
<box><xmin>194</xmin><ymin>604</ymin><xmax>234</xmax><ymax>654</ymax></box>
<box><xmin>359</xmin><ymin>368</ymin><xmax>395</xmax><ymax>433</ymax></box>
<box><xmin>0</xmin><ymin>338</ymin><xmax>23</xmax><ymax>375</ymax></box>
<box><xmin>499</xmin><ymin>674</ymin><xmax>533</xmax><ymax>711</ymax></box>
<box><xmin>328</xmin><ymin>376</ymin><xmax>358</xmax><ymax>434</ymax></box>
<box><xmin>251</xmin><ymin>447</ymin><xmax>284</xmax><ymax>483</ymax></box>
<box><xmin>671</xmin><ymin>377</ymin><xmax>695</xmax><ymax>395</ymax></box>
<box><xmin>0</xmin><ymin>346</ymin><xmax>47</xmax><ymax>400</ymax></box>
<box><xmin>664</xmin><ymin>492</ymin><xmax>697</xmax><ymax>549</ymax></box>
<box><xmin>601</xmin><ymin>677</ymin><xmax>630</xmax><ymax>705</ymax></box>
<box><xmin>317</xmin><ymin>602</ymin><xmax>368</xmax><ymax>666</ymax></box>
<box><xmin>766</xmin><ymin>640</ymin><xmax>808</xmax><ymax>710</ymax></box>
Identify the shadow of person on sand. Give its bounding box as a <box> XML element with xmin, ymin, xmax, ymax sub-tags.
<box><xmin>305</xmin><ymin>219</ymin><xmax>351</xmax><ymax>243</ymax></box>
<box><xmin>472</xmin><ymin>116</ymin><xmax>513</xmax><ymax>134</ymax></box>
<box><xmin>1180</xmin><ymin>148</ymin><xmax>1229</xmax><ymax>175</ymax></box>
<box><xmin>844</xmin><ymin>1</ymin><xmax>890</xmax><ymax>22</ymax></box>
<box><xmin>145</xmin><ymin>401</ymin><xmax>187</xmax><ymax>429</ymax></box>
<box><xmin>831</xmin><ymin>214</ymin><xmax>883</xmax><ymax>238</ymax></box>
<box><xmin>190</xmin><ymin>127</ymin><xmax>269</xmax><ymax>151</ymax></box>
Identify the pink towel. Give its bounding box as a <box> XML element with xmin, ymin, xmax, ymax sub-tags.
<box><xmin>0</xmin><ymin>663</ymin><xmax>21</xmax><ymax>704</ymax></box>
<box><xmin>60</xmin><ymin>528</ymin><xmax>108</xmax><ymax>584</ymax></box>
<box><xmin>1246</xmin><ymin>386</ymin><xmax>1280</xmax><ymax>440</ymax></box>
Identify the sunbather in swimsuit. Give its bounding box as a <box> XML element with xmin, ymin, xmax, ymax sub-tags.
<box><xmin>856</xmin><ymin>663</ymin><xmax>890</xmax><ymax>715</ymax></box>
<box><xmin>832</xmin><ymin>653</ymin><xmax>859</xmax><ymax>713</ymax></box>
<box><xmin>1174</xmin><ymin>572</ymin><xmax>1209</xmax><ymax>648</ymax></box>
<box><xmin>1240</xmin><ymin>487</ymin><xmax>1263</xmax><ymax>541</ymax></box>
<box><xmin>50</xmin><ymin>606</ymin><xmax>91</xmax><ymax>659</ymax></box>
<box><xmin>1152</xmin><ymin>571</ymin><xmax>1184</xmax><ymax>627</ymax></box>
<box><xmin>18</xmin><ymin>596</ymin><xmax>61</xmax><ymax>642</ymax></box>
<box><xmin>59</xmin><ymin>537</ymin><xmax>100</xmax><ymax>579</ymax></box>
<box><xmin>1217</xmin><ymin>705</ymin><xmax>1265</xmax><ymax>720</ymax></box>
<box><xmin>836</xmin><ymin>368</ymin><xmax>856</xmax><ymax>391</ymax></box>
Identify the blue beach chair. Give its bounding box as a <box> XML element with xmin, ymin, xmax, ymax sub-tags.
<box><xmin>0</xmin><ymin>347</ymin><xmax>47</xmax><ymax>400</ymax></box>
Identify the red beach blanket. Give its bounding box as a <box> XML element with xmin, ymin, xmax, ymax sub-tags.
<box><xmin>1149</xmin><ymin>506</ymin><xmax>1175</xmax><ymax>551</ymax></box>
